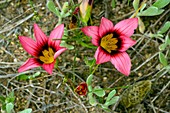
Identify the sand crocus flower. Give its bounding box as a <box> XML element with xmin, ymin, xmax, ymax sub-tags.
<box><xmin>82</xmin><ymin>17</ymin><xmax>138</xmax><ymax>76</ymax></box>
<box><xmin>18</xmin><ymin>24</ymin><xmax>67</xmax><ymax>74</ymax></box>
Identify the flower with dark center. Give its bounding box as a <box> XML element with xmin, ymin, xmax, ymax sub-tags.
<box><xmin>75</xmin><ymin>82</ymin><xmax>88</xmax><ymax>96</ymax></box>
<box><xmin>81</xmin><ymin>17</ymin><xmax>138</xmax><ymax>76</ymax></box>
<box><xmin>18</xmin><ymin>24</ymin><xmax>67</xmax><ymax>74</ymax></box>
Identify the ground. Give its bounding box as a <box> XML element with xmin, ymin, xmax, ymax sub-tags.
<box><xmin>0</xmin><ymin>0</ymin><xmax>170</xmax><ymax>113</ymax></box>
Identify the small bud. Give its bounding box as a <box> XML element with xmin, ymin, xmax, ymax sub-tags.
<box><xmin>75</xmin><ymin>82</ymin><xmax>88</xmax><ymax>96</ymax></box>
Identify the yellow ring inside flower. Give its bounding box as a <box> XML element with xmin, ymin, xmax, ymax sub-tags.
<box><xmin>100</xmin><ymin>33</ymin><xmax>118</xmax><ymax>53</ymax></box>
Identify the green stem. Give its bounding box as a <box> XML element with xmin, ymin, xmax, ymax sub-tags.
<box><xmin>91</xmin><ymin>64</ymin><xmax>99</xmax><ymax>75</ymax></box>
<box><xmin>55</xmin><ymin>17</ymin><xmax>62</xmax><ymax>27</ymax></box>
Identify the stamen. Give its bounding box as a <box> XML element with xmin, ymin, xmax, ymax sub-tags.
<box><xmin>39</xmin><ymin>48</ymin><xmax>54</xmax><ymax>64</ymax></box>
<box><xmin>100</xmin><ymin>34</ymin><xmax>118</xmax><ymax>53</ymax></box>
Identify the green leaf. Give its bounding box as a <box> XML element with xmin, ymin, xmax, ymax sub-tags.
<box><xmin>111</xmin><ymin>0</ymin><xmax>116</xmax><ymax>8</ymax></box>
<box><xmin>47</xmin><ymin>0</ymin><xmax>60</xmax><ymax>17</ymax></box>
<box><xmin>8</xmin><ymin>91</ymin><xmax>14</xmax><ymax>98</ymax></box>
<box><xmin>80</xmin><ymin>5</ymin><xmax>92</xmax><ymax>25</ymax></box>
<box><xmin>88</xmin><ymin>93</ymin><xmax>97</xmax><ymax>106</ymax></box>
<box><xmin>159</xmin><ymin>43</ymin><xmax>167</xmax><ymax>51</ymax></box>
<box><xmin>138</xmin><ymin>17</ymin><xmax>145</xmax><ymax>33</ymax></box>
<box><xmin>159</xmin><ymin>52</ymin><xmax>168</xmax><ymax>66</ymax></box>
<box><xmin>19</xmin><ymin>108</ymin><xmax>32</xmax><ymax>113</ymax></box>
<box><xmin>165</xmin><ymin>65</ymin><xmax>170</xmax><ymax>70</ymax></box>
<box><xmin>133</xmin><ymin>0</ymin><xmax>139</xmax><ymax>10</ymax></box>
<box><xmin>165</xmin><ymin>35</ymin><xmax>170</xmax><ymax>45</ymax></box>
<box><xmin>138</xmin><ymin>6</ymin><xmax>164</xmax><ymax>16</ymax></box>
<box><xmin>93</xmin><ymin>86</ymin><xmax>105</xmax><ymax>97</ymax></box>
<box><xmin>104</xmin><ymin>96</ymin><xmax>119</xmax><ymax>106</ymax></box>
<box><xmin>84</xmin><ymin>57</ymin><xmax>95</xmax><ymax>67</ymax></box>
<box><xmin>6</xmin><ymin>103</ymin><xmax>14</xmax><ymax>113</ymax></box>
<box><xmin>140</xmin><ymin>3</ymin><xmax>146</xmax><ymax>12</ymax></box>
<box><xmin>60</xmin><ymin>41</ymin><xmax>74</xmax><ymax>49</ymax></box>
<box><xmin>0</xmin><ymin>96</ymin><xmax>6</xmax><ymax>103</ymax></box>
<box><xmin>158</xmin><ymin>21</ymin><xmax>170</xmax><ymax>34</ymax></box>
<box><xmin>2</xmin><ymin>103</ymin><xmax>6</xmax><ymax>110</ymax></box>
<box><xmin>86</xmin><ymin>74</ymin><xmax>93</xmax><ymax>86</ymax></box>
<box><xmin>28</xmin><ymin>72</ymin><xmax>41</xmax><ymax>79</ymax></box>
<box><xmin>6</xmin><ymin>92</ymin><xmax>15</xmax><ymax>104</ymax></box>
<box><xmin>106</xmin><ymin>90</ymin><xmax>116</xmax><ymax>102</ymax></box>
<box><xmin>61</xmin><ymin>2</ymin><xmax>69</xmax><ymax>13</ymax></box>
<box><xmin>153</xmin><ymin>0</ymin><xmax>170</xmax><ymax>9</ymax></box>
<box><xmin>6</xmin><ymin>97</ymin><xmax>15</xmax><ymax>104</ymax></box>
<box><xmin>62</xmin><ymin>12</ymin><xmax>71</xmax><ymax>18</ymax></box>
<box><xmin>80</xmin><ymin>41</ymin><xmax>96</xmax><ymax>49</ymax></box>
<box><xmin>88</xmin><ymin>86</ymin><xmax>93</xmax><ymax>92</ymax></box>
<box><xmin>149</xmin><ymin>33</ymin><xmax>163</xmax><ymax>38</ymax></box>
<box><xmin>101</xmin><ymin>105</ymin><xmax>111</xmax><ymax>112</ymax></box>
<box><xmin>17</xmin><ymin>74</ymin><xmax>29</xmax><ymax>81</ymax></box>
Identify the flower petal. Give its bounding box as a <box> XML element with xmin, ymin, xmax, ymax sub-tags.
<box><xmin>48</xmin><ymin>24</ymin><xmax>64</xmax><ymax>49</ymax></box>
<box><xmin>114</xmin><ymin>18</ymin><xmax>138</xmax><ymax>37</ymax></box>
<box><xmin>111</xmin><ymin>52</ymin><xmax>131</xmax><ymax>76</ymax></box>
<box><xmin>81</xmin><ymin>26</ymin><xmax>100</xmax><ymax>46</ymax></box>
<box><xmin>19</xmin><ymin>36</ymin><xmax>39</xmax><ymax>57</ymax></box>
<box><xmin>99</xmin><ymin>17</ymin><xmax>114</xmax><ymax>37</ymax></box>
<box><xmin>118</xmin><ymin>36</ymin><xmax>136</xmax><ymax>52</ymax></box>
<box><xmin>95</xmin><ymin>47</ymin><xmax>111</xmax><ymax>64</ymax></box>
<box><xmin>42</xmin><ymin>61</ymin><xmax>55</xmax><ymax>74</ymax></box>
<box><xmin>18</xmin><ymin>58</ymin><xmax>42</xmax><ymax>72</ymax></box>
<box><xmin>54</xmin><ymin>47</ymin><xmax>67</xmax><ymax>59</ymax></box>
<box><xmin>34</xmin><ymin>23</ymin><xmax>48</xmax><ymax>47</ymax></box>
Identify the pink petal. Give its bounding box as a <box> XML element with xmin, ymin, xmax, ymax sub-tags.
<box><xmin>114</xmin><ymin>18</ymin><xmax>138</xmax><ymax>37</ymax></box>
<box><xmin>111</xmin><ymin>52</ymin><xmax>131</xmax><ymax>76</ymax></box>
<box><xmin>42</xmin><ymin>61</ymin><xmax>55</xmax><ymax>74</ymax></box>
<box><xmin>81</xmin><ymin>26</ymin><xmax>100</xmax><ymax>46</ymax></box>
<box><xmin>34</xmin><ymin>23</ymin><xmax>48</xmax><ymax>47</ymax></box>
<box><xmin>19</xmin><ymin>36</ymin><xmax>39</xmax><ymax>57</ymax></box>
<box><xmin>54</xmin><ymin>48</ymin><xmax>67</xmax><ymax>59</ymax></box>
<box><xmin>48</xmin><ymin>24</ymin><xmax>64</xmax><ymax>49</ymax></box>
<box><xmin>95</xmin><ymin>47</ymin><xmax>111</xmax><ymax>64</ymax></box>
<box><xmin>18</xmin><ymin>58</ymin><xmax>42</xmax><ymax>72</ymax></box>
<box><xmin>99</xmin><ymin>17</ymin><xmax>114</xmax><ymax>37</ymax></box>
<box><xmin>118</xmin><ymin>36</ymin><xmax>136</xmax><ymax>52</ymax></box>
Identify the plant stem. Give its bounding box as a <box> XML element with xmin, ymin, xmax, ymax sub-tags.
<box><xmin>91</xmin><ymin>64</ymin><xmax>99</xmax><ymax>75</ymax></box>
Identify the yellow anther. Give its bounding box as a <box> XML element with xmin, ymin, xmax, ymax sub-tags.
<box><xmin>39</xmin><ymin>48</ymin><xmax>54</xmax><ymax>64</ymax></box>
<box><xmin>100</xmin><ymin>34</ymin><xmax>118</xmax><ymax>53</ymax></box>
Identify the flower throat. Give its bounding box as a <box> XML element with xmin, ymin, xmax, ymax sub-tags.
<box><xmin>100</xmin><ymin>33</ymin><xmax>118</xmax><ymax>53</ymax></box>
<box><xmin>39</xmin><ymin>47</ymin><xmax>54</xmax><ymax>64</ymax></box>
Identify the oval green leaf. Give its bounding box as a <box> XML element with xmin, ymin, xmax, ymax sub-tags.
<box><xmin>133</xmin><ymin>0</ymin><xmax>139</xmax><ymax>11</ymax></box>
<box><xmin>88</xmin><ymin>93</ymin><xmax>97</xmax><ymax>106</ymax></box>
<box><xmin>158</xmin><ymin>21</ymin><xmax>170</xmax><ymax>34</ymax></box>
<box><xmin>104</xmin><ymin>96</ymin><xmax>119</xmax><ymax>106</ymax></box>
<box><xmin>93</xmin><ymin>86</ymin><xmax>105</xmax><ymax>97</ymax></box>
<box><xmin>86</xmin><ymin>74</ymin><xmax>93</xmax><ymax>86</ymax></box>
<box><xmin>138</xmin><ymin>6</ymin><xmax>164</xmax><ymax>16</ymax></box>
<box><xmin>159</xmin><ymin>52</ymin><xmax>168</xmax><ymax>66</ymax></box>
<box><xmin>106</xmin><ymin>89</ymin><xmax>116</xmax><ymax>102</ymax></box>
<box><xmin>6</xmin><ymin>103</ymin><xmax>14</xmax><ymax>113</ymax></box>
<box><xmin>153</xmin><ymin>0</ymin><xmax>170</xmax><ymax>9</ymax></box>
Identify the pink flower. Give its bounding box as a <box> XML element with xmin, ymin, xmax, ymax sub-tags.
<box><xmin>81</xmin><ymin>17</ymin><xmax>138</xmax><ymax>76</ymax></box>
<box><xmin>18</xmin><ymin>24</ymin><xmax>67</xmax><ymax>74</ymax></box>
